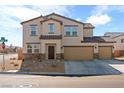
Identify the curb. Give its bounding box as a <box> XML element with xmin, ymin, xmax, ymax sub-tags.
<box><xmin>0</xmin><ymin>72</ymin><xmax>122</xmax><ymax>77</ymax></box>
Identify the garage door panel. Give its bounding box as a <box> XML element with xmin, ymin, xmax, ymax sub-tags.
<box><xmin>64</xmin><ymin>47</ymin><xmax>93</xmax><ymax>60</ymax></box>
<box><xmin>99</xmin><ymin>46</ymin><xmax>112</xmax><ymax>59</ymax></box>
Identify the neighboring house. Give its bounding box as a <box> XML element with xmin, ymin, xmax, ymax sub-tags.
<box><xmin>0</xmin><ymin>44</ymin><xmax>21</xmax><ymax>54</ymax></box>
<box><xmin>21</xmin><ymin>13</ymin><xmax>114</xmax><ymax>61</ymax></box>
<box><xmin>0</xmin><ymin>44</ymin><xmax>9</xmax><ymax>53</ymax></box>
<box><xmin>104</xmin><ymin>32</ymin><xmax>124</xmax><ymax>56</ymax></box>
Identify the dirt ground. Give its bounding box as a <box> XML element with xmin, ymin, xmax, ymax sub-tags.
<box><xmin>0</xmin><ymin>59</ymin><xmax>22</xmax><ymax>72</ymax></box>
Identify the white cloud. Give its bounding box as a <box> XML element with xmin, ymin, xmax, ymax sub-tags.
<box><xmin>86</xmin><ymin>5</ymin><xmax>124</xmax><ymax>26</ymax></box>
<box><xmin>92</xmin><ymin>6</ymin><xmax>109</xmax><ymax>15</ymax></box>
<box><xmin>86</xmin><ymin>5</ymin><xmax>111</xmax><ymax>26</ymax></box>
<box><xmin>86</xmin><ymin>14</ymin><xmax>111</xmax><ymax>26</ymax></box>
<box><xmin>0</xmin><ymin>5</ymin><xmax>70</xmax><ymax>46</ymax></box>
<box><xmin>76</xmin><ymin>18</ymin><xmax>82</xmax><ymax>21</ymax></box>
<box><xmin>0</xmin><ymin>5</ymin><xmax>70</xmax><ymax>21</ymax></box>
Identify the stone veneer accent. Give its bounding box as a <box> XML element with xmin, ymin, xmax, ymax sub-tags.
<box><xmin>112</xmin><ymin>53</ymin><xmax>114</xmax><ymax>58</ymax></box>
<box><xmin>23</xmin><ymin>53</ymin><xmax>45</xmax><ymax>61</ymax></box>
<box><xmin>56</xmin><ymin>53</ymin><xmax>63</xmax><ymax>60</ymax></box>
<box><xmin>93</xmin><ymin>53</ymin><xmax>99</xmax><ymax>59</ymax></box>
<box><xmin>120</xmin><ymin>50</ymin><xmax>124</xmax><ymax>56</ymax></box>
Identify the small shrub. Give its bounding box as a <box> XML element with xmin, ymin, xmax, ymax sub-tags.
<box><xmin>14</xmin><ymin>64</ymin><xmax>19</xmax><ymax>67</ymax></box>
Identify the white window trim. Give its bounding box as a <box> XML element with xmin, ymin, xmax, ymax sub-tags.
<box><xmin>30</xmin><ymin>24</ymin><xmax>38</xmax><ymax>36</ymax></box>
<box><xmin>48</xmin><ymin>23</ymin><xmax>55</xmax><ymax>34</ymax></box>
<box><xmin>27</xmin><ymin>44</ymin><xmax>40</xmax><ymax>53</ymax></box>
<box><xmin>64</xmin><ymin>25</ymin><xmax>78</xmax><ymax>37</ymax></box>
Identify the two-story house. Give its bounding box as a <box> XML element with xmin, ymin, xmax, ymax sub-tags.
<box><xmin>21</xmin><ymin>13</ymin><xmax>114</xmax><ymax>61</ymax></box>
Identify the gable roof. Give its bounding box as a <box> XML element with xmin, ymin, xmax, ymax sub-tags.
<box><xmin>45</xmin><ymin>13</ymin><xmax>86</xmax><ymax>24</ymax></box>
<box><xmin>104</xmin><ymin>32</ymin><xmax>124</xmax><ymax>39</ymax></box>
<box><xmin>40</xmin><ymin>17</ymin><xmax>62</xmax><ymax>25</ymax></box>
<box><xmin>104</xmin><ymin>32</ymin><xmax>124</xmax><ymax>36</ymax></box>
<box><xmin>21</xmin><ymin>13</ymin><xmax>95</xmax><ymax>28</ymax></box>
<box><xmin>84</xmin><ymin>23</ymin><xmax>95</xmax><ymax>29</ymax></box>
<box><xmin>112</xmin><ymin>34</ymin><xmax>124</xmax><ymax>39</ymax></box>
<box><xmin>21</xmin><ymin>15</ymin><xmax>43</xmax><ymax>24</ymax></box>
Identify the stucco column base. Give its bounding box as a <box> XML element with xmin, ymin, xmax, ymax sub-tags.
<box><xmin>94</xmin><ymin>53</ymin><xmax>99</xmax><ymax>59</ymax></box>
<box><xmin>120</xmin><ymin>50</ymin><xmax>124</xmax><ymax>56</ymax></box>
<box><xmin>41</xmin><ymin>54</ymin><xmax>45</xmax><ymax>60</ymax></box>
<box><xmin>56</xmin><ymin>53</ymin><xmax>63</xmax><ymax>60</ymax></box>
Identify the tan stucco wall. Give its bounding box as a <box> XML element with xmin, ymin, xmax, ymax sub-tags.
<box><xmin>41</xmin><ymin>40</ymin><xmax>62</xmax><ymax>54</ymax></box>
<box><xmin>22</xmin><ymin>17</ymin><xmax>43</xmax><ymax>53</ymax></box>
<box><xmin>113</xmin><ymin>35</ymin><xmax>124</xmax><ymax>50</ymax></box>
<box><xmin>83</xmin><ymin>28</ymin><xmax>93</xmax><ymax>37</ymax></box>
<box><xmin>42</xmin><ymin>20</ymin><xmax>62</xmax><ymax>35</ymax></box>
<box><xmin>50</xmin><ymin>15</ymin><xmax>84</xmax><ymax>42</ymax></box>
<box><xmin>104</xmin><ymin>35</ymin><xmax>124</xmax><ymax>51</ymax></box>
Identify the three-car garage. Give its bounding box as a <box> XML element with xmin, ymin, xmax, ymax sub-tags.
<box><xmin>64</xmin><ymin>46</ymin><xmax>113</xmax><ymax>60</ymax></box>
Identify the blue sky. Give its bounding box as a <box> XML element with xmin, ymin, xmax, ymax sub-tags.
<box><xmin>0</xmin><ymin>5</ymin><xmax>124</xmax><ymax>47</ymax></box>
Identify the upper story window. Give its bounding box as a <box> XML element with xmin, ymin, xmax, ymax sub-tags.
<box><xmin>48</xmin><ymin>23</ymin><xmax>55</xmax><ymax>34</ymax></box>
<box><xmin>121</xmin><ymin>39</ymin><xmax>124</xmax><ymax>43</ymax></box>
<box><xmin>30</xmin><ymin>25</ymin><xmax>37</xmax><ymax>36</ymax></box>
<box><xmin>64</xmin><ymin>25</ymin><xmax>78</xmax><ymax>37</ymax></box>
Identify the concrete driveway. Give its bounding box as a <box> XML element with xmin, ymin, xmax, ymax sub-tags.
<box><xmin>4</xmin><ymin>59</ymin><xmax>124</xmax><ymax>76</ymax></box>
<box><xmin>64</xmin><ymin>60</ymin><xmax>124</xmax><ymax>75</ymax></box>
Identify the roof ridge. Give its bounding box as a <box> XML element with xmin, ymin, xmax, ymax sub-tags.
<box><xmin>21</xmin><ymin>12</ymin><xmax>94</xmax><ymax>28</ymax></box>
<box><xmin>112</xmin><ymin>33</ymin><xmax>124</xmax><ymax>39</ymax></box>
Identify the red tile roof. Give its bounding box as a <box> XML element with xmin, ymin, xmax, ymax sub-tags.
<box><xmin>39</xmin><ymin>35</ymin><xmax>62</xmax><ymax>39</ymax></box>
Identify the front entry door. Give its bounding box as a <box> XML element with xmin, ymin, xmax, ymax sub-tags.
<box><xmin>48</xmin><ymin>46</ymin><xmax>55</xmax><ymax>59</ymax></box>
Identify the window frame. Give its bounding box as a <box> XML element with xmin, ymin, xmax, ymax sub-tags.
<box><xmin>48</xmin><ymin>23</ymin><xmax>55</xmax><ymax>34</ymax></box>
<box><xmin>121</xmin><ymin>39</ymin><xmax>124</xmax><ymax>43</ymax></box>
<box><xmin>34</xmin><ymin>44</ymin><xmax>40</xmax><ymax>53</ymax></box>
<box><xmin>64</xmin><ymin>25</ymin><xmax>78</xmax><ymax>37</ymax></box>
<box><xmin>30</xmin><ymin>24</ymin><xmax>37</xmax><ymax>36</ymax></box>
<box><xmin>27</xmin><ymin>44</ymin><xmax>40</xmax><ymax>53</ymax></box>
<box><xmin>27</xmin><ymin>44</ymin><xmax>32</xmax><ymax>53</ymax></box>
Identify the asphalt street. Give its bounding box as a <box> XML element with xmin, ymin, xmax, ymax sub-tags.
<box><xmin>0</xmin><ymin>74</ymin><xmax>124</xmax><ymax>88</ymax></box>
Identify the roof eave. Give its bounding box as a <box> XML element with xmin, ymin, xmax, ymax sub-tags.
<box><xmin>21</xmin><ymin>16</ymin><xmax>42</xmax><ymax>25</ymax></box>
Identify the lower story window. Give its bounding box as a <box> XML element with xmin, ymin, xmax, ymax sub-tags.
<box><xmin>27</xmin><ymin>49</ymin><xmax>32</xmax><ymax>53</ymax></box>
<box><xmin>27</xmin><ymin>44</ymin><xmax>32</xmax><ymax>53</ymax></box>
<box><xmin>27</xmin><ymin>44</ymin><xmax>40</xmax><ymax>53</ymax></box>
<box><xmin>34</xmin><ymin>49</ymin><xmax>39</xmax><ymax>53</ymax></box>
<box><xmin>121</xmin><ymin>39</ymin><xmax>124</xmax><ymax>43</ymax></box>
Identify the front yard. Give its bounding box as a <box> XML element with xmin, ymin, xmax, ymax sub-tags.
<box><xmin>0</xmin><ymin>54</ymin><xmax>124</xmax><ymax>76</ymax></box>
